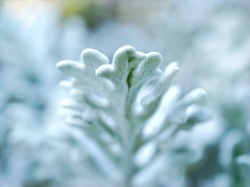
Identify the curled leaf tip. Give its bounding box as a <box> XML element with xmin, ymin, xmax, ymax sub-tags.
<box><xmin>56</xmin><ymin>60</ymin><xmax>84</xmax><ymax>75</ymax></box>
<box><xmin>192</xmin><ymin>88</ymin><xmax>207</xmax><ymax>101</ymax></box>
<box><xmin>81</xmin><ymin>48</ymin><xmax>109</xmax><ymax>68</ymax></box>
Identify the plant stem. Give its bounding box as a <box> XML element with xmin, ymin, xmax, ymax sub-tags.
<box><xmin>121</xmin><ymin>116</ymin><xmax>135</xmax><ymax>187</ymax></box>
<box><xmin>123</xmin><ymin>136</ymin><xmax>134</xmax><ymax>187</ymax></box>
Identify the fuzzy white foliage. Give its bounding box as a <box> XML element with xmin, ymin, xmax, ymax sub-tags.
<box><xmin>57</xmin><ymin>45</ymin><xmax>209</xmax><ymax>187</ymax></box>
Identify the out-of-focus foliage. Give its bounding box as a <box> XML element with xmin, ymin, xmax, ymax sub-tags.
<box><xmin>0</xmin><ymin>0</ymin><xmax>249</xmax><ymax>187</ymax></box>
<box><xmin>60</xmin><ymin>0</ymin><xmax>118</xmax><ymax>30</ymax></box>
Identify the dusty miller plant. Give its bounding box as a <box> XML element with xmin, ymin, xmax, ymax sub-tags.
<box><xmin>57</xmin><ymin>45</ymin><xmax>209</xmax><ymax>187</ymax></box>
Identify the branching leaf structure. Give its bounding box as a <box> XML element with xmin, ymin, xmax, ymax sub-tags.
<box><xmin>57</xmin><ymin>45</ymin><xmax>209</xmax><ymax>187</ymax></box>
